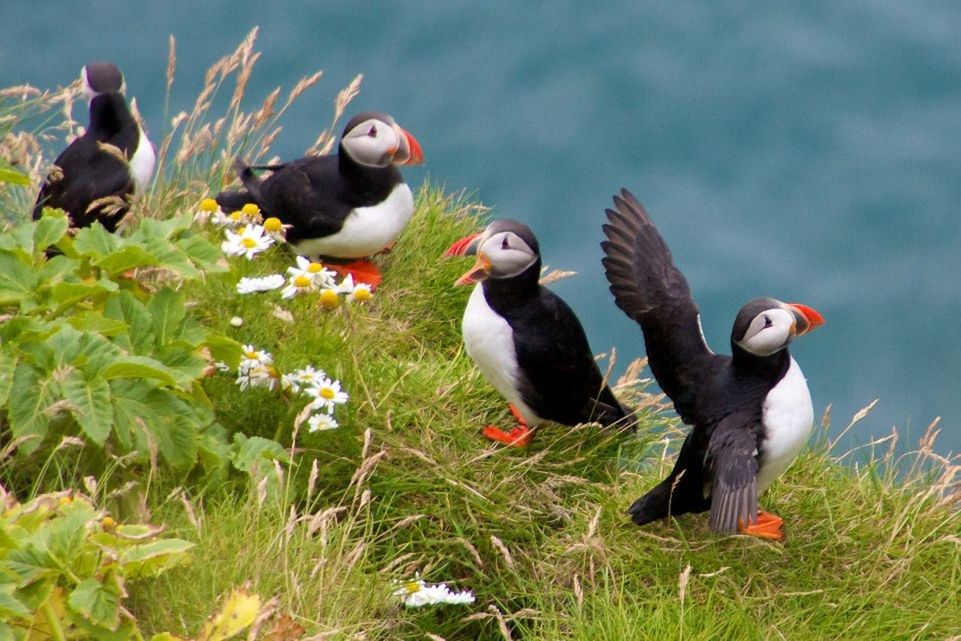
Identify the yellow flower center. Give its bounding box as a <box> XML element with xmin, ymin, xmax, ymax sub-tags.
<box><xmin>294</xmin><ymin>275</ymin><xmax>312</xmax><ymax>288</ymax></box>
<box><xmin>264</xmin><ymin>217</ymin><xmax>283</xmax><ymax>232</ymax></box>
<box><xmin>242</xmin><ymin>238</ymin><xmax>258</xmax><ymax>249</ymax></box>
<box><xmin>319</xmin><ymin>387</ymin><xmax>336</xmax><ymax>400</ymax></box>
<box><xmin>307</xmin><ymin>262</ymin><xmax>323</xmax><ymax>273</ymax></box>
<box><xmin>353</xmin><ymin>288</ymin><xmax>372</xmax><ymax>302</ymax></box>
<box><xmin>245</xmin><ymin>350</ymin><xmax>259</xmax><ymax>359</ymax></box>
<box><xmin>405</xmin><ymin>582</ymin><xmax>422</xmax><ymax>594</ymax></box>
<box><xmin>319</xmin><ymin>289</ymin><xmax>340</xmax><ymax>309</ymax></box>
<box><xmin>241</xmin><ymin>203</ymin><xmax>261</xmax><ymax>216</ymax></box>
<box><xmin>230</xmin><ymin>211</ymin><xmax>242</xmax><ymax>221</ymax></box>
<box><xmin>199</xmin><ymin>198</ymin><xmax>218</xmax><ymax>212</ymax></box>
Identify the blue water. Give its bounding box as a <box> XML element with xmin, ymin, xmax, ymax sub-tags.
<box><xmin>3</xmin><ymin>1</ymin><xmax>960</xmax><ymax>453</ymax></box>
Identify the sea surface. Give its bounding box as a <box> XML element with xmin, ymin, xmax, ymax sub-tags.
<box><xmin>2</xmin><ymin>1</ymin><xmax>960</xmax><ymax>454</ymax></box>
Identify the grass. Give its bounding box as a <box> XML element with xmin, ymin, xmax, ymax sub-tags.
<box><xmin>3</xmin><ymin>33</ymin><xmax>961</xmax><ymax>641</ymax></box>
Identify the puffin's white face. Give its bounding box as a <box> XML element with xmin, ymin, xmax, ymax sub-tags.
<box><xmin>478</xmin><ymin>230</ymin><xmax>538</xmax><ymax>279</ymax></box>
<box><xmin>81</xmin><ymin>65</ymin><xmax>126</xmax><ymax>102</ymax></box>
<box><xmin>341</xmin><ymin>116</ymin><xmax>421</xmax><ymax>168</ymax></box>
<box><xmin>735</xmin><ymin>307</ymin><xmax>796</xmax><ymax>357</ymax></box>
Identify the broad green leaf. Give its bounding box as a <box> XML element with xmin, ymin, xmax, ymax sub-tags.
<box><xmin>94</xmin><ymin>245</ymin><xmax>159</xmax><ymax>276</ymax></box>
<box><xmin>0</xmin><ymin>254</ymin><xmax>36</xmax><ymax>305</ymax></box>
<box><xmin>33</xmin><ymin>216</ymin><xmax>69</xmax><ymax>253</ymax></box>
<box><xmin>0</xmin><ymin>167</ymin><xmax>30</xmax><ymax>186</ymax></box>
<box><xmin>0</xmin><ymin>621</ymin><xmax>16</xmax><ymax>641</ymax></box>
<box><xmin>67</xmin><ymin>577</ymin><xmax>120</xmax><ymax>631</ymax></box>
<box><xmin>68</xmin><ymin>312</ymin><xmax>128</xmax><ymax>337</ymax></box>
<box><xmin>120</xmin><ymin>539</ymin><xmax>194</xmax><ymax>578</ymax></box>
<box><xmin>72</xmin><ymin>222</ymin><xmax>118</xmax><ymax>259</ymax></box>
<box><xmin>197</xmin><ymin>588</ymin><xmax>261</xmax><ymax>641</ymax></box>
<box><xmin>230</xmin><ymin>435</ymin><xmax>290</xmax><ymax>474</ymax></box>
<box><xmin>111</xmin><ymin>386</ymin><xmax>199</xmax><ymax>468</ymax></box>
<box><xmin>63</xmin><ymin>372</ymin><xmax>113</xmax><ymax>446</ymax></box>
<box><xmin>99</xmin><ymin>356</ymin><xmax>180</xmax><ymax>387</ymax></box>
<box><xmin>177</xmin><ymin>235</ymin><xmax>225</xmax><ymax>270</ymax></box>
<box><xmin>8</xmin><ymin>364</ymin><xmax>57</xmax><ymax>453</ymax></box>
<box><xmin>49</xmin><ymin>279</ymin><xmax>119</xmax><ymax>307</ymax></box>
<box><xmin>0</xmin><ymin>586</ymin><xmax>30</xmax><ymax>619</ymax></box>
<box><xmin>146</xmin><ymin>287</ymin><xmax>186</xmax><ymax>345</ymax></box>
<box><xmin>0</xmin><ymin>349</ymin><xmax>17</xmax><ymax>407</ymax></box>
<box><xmin>2</xmin><ymin>547</ymin><xmax>58</xmax><ymax>586</ymax></box>
<box><xmin>104</xmin><ymin>291</ymin><xmax>154</xmax><ymax>353</ymax></box>
<box><xmin>204</xmin><ymin>334</ymin><xmax>243</xmax><ymax>369</ymax></box>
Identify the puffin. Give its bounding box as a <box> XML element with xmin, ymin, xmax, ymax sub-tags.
<box><xmin>446</xmin><ymin>219</ymin><xmax>629</xmax><ymax>446</ymax></box>
<box><xmin>216</xmin><ymin>111</ymin><xmax>423</xmax><ymax>287</ymax></box>
<box><xmin>33</xmin><ymin>62</ymin><xmax>155</xmax><ymax>232</ymax></box>
<box><xmin>601</xmin><ymin>189</ymin><xmax>824</xmax><ymax>540</ymax></box>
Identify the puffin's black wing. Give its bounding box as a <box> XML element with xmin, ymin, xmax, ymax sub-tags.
<box><xmin>33</xmin><ymin>138</ymin><xmax>133</xmax><ymax>228</ymax></box>
<box><xmin>255</xmin><ymin>157</ymin><xmax>352</xmax><ymax>240</ymax></box>
<box><xmin>705</xmin><ymin>414</ymin><xmax>760</xmax><ymax>533</ymax></box>
<box><xmin>601</xmin><ymin>188</ymin><xmax>721</xmax><ymax>424</ymax></box>
<box><xmin>512</xmin><ymin>288</ymin><xmax>627</xmax><ymax>427</ymax></box>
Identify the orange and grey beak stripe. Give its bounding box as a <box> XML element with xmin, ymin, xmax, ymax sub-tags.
<box><xmin>787</xmin><ymin>303</ymin><xmax>825</xmax><ymax>336</ymax></box>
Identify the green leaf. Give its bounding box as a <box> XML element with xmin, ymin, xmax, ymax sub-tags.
<box><xmin>94</xmin><ymin>245</ymin><xmax>159</xmax><ymax>276</ymax></box>
<box><xmin>0</xmin><ymin>349</ymin><xmax>17</xmax><ymax>407</ymax></box>
<box><xmin>33</xmin><ymin>216</ymin><xmax>69</xmax><ymax>253</ymax></box>
<box><xmin>0</xmin><ymin>167</ymin><xmax>30</xmax><ymax>186</ymax></box>
<box><xmin>7</xmin><ymin>364</ymin><xmax>57</xmax><ymax>453</ymax></box>
<box><xmin>100</xmin><ymin>356</ymin><xmax>180</xmax><ymax>388</ymax></box>
<box><xmin>230</xmin><ymin>435</ymin><xmax>290</xmax><ymax>475</ymax></box>
<box><xmin>0</xmin><ymin>621</ymin><xmax>16</xmax><ymax>641</ymax></box>
<box><xmin>49</xmin><ymin>278</ymin><xmax>119</xmax><ymax>307</ymax></box>
<box><xmin>68</xmin><ymin>312</ymin><xmax>129</xmax><ymax>337</ymax></box>
<box><xmin>0</xmin><ymin>254</ymin><xmax>36</xmax><ymax>305</ymax></box>
<box><xmin>204</xmin><ymin>334</ymin><xmax>243</xmax><ymax>369</ymax></box>
<box><xmin>67</xmin><ymin>577</ymin><xmax>120</xmax><ymax>631</ymax></box>
<box><xmin>63</xmin><ymin>371</ymin><xmax>113</xmax><ymax>446</ymax></box>
<box><xmin>104</xmin><ymin>291</ymin><xmax>155</xmax><ymax>353</ymax></box>
<box><xmin>146</xmin><ymin>287</ymin><xmax>186</xmax><ymax>345</ymax></box>
<box><xmin>111</xmin><ymin>384</ymin><xmax>199</xmax><ymax>468</ymax></box>
<box><xmin>72</xmin><ymin>223</ymin><xmax>118</xmax><ymax>259</ymax></box>
<box><xmin>0</xmin><ymin>586</ymin><xmax>31</xmax><ymax>619</ymax></box>
<box><xmin>120</xmin><ymin>539</ymin><xmax>194</xmax><ymax>578</ymax></box>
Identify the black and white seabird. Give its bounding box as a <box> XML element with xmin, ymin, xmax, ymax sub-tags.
<box><xmin>601</xmin><ymin>189</ymin><xmax>824</xmax><ymax>540</ymax></box>
<box><xmin>33</xmin><ymin>62</ymin><xmax>155</xmax><ymax>232</ymax></box>
<box><xmin>216</xmin><ymin>111</ymin><xmax>423</xmax><ymax>287</ymax></box>
<box><xmin>446</xmin><ymin>219</ymin><xmax>629</xmax><ymax>446</ymax></box>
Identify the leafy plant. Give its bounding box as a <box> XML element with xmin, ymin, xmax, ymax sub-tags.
<box><xmin>0</xmin><ymin>489</ymin><xmax>193</xmax><ymax>640</ymax></box>
<box><xmin>0</xmin><ymin>210</ymin><xmax>244</xmax><ymax>477</ymax></box>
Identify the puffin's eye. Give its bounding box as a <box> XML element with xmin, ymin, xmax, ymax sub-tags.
<box><xmin>763</xmin><ymin>315</ymin><xmax>772</xmax><ymax>329</ymax></box>
<box><xmin>501</xmin><ymin>236</ymin><xmax>510</xmax><ymax>250</ymax></box>
<box><xmin>367</xmin><ymin>125</ymin><xmax>377</xmax><ymax>137</ymax></box>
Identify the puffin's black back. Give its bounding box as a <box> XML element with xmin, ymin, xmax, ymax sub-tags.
<box><xmin>33</xmin><ymin>93</ymin><xmax>139</xmax><ymax>230</ymax></box>
<box><xmin>481</xmin><ymin>262</ymin><xmax>628</xmax><ymax>427</ymax></box>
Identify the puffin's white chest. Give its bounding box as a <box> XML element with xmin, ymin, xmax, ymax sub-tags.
<box><xmin>291</xmin><ymin>183</ymin><xmax>414</xmax><ymax>259</ymax></box>
<box><xmin>128</xmin><ymin>127</ymin><xmax>156</xmax><ymax>192</ymax></box>
<box><xmin>462</xmin><ymin>285</ymin><xmax>540</xmax><ymax>426</ymax></box>
<box><xmin>756</xmin><ymin>357</ymin><xmax>814</xmax><ymax>492</ymax></box>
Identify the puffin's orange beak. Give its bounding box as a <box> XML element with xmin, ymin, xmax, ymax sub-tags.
<box><xmin>393</xmin><ymin>125</ymin><xmax>424</xmax><ymax>165</ymax></box>
<box><xmin>788</xmin><ymin>303</ymin><xmax>825</xmax><ymax>336</ymax></box>
<box><xmin>454</xmin><ymin>253</ymin><xmax>491</xmax><ymax>286</ymax></box>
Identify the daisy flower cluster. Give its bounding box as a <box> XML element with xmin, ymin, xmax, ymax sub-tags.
<box><xmin>234</xmin><ymin>256</ymin><xmax>373</xmax><ymax>308</ymax></box>
<box><xmin>393</xmin><ymin>579</ymin><xmax>476</xmax><ymax>608</ymax></box>
<box><xmin>196</xmin><ymin>199</ymin><xmax>289</xmax><ymax>260</ymax></box>
<box><xmin>236</xmin><ymin>344</ymin><xmax>278</xmax><ymax>391</ymax></box>
<box><xmin>281</xmin><ymin>365</ymin><xmax>349</xmax><ymax>432</ymax></box>
<box><xmin>228</xmin><ymin>345</ymin><xmax>349</xmax><ymax>434</ymax></box>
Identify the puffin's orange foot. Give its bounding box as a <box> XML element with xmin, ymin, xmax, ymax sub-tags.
<box><xmin>329</xmin><ymin>260</ymin><xmax>382</xmax><ymax>289</ymax></box>
<box><xmin>481</xmin><ymin>425</ymin><xmax>533</xmax><ymax>447</ymax></box>
<box><xmin>738</xmin><ymin>510</ymin><xmax>785</xmax><ymax>541</ymax></box>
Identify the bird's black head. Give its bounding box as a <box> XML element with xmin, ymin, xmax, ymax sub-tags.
<box><xmin>445</xmin><ymin>219</ymin><xmax>542</xmax><ymax>286</ymax></box>
<box><xmin>82</xmin><ymin>62</ymin><xmax>125</xmax><ymax>100</ymax></box>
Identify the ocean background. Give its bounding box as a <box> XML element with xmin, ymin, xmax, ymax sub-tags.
<box><xmin>2</xmin><ymin>1</ymin><xmax>959</xmax><ymax>453</ymax></box>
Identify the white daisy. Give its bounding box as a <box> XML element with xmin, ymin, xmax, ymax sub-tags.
<box><xmin>281</xmin><ymin>365</ymin><xmax>328</xmax><ymax>394</ymax></box>
<box><xmin>236</xmin><ymin>364</ymin><xmax>277</xmax><ymax>391</ymax></box>
<box><xmin>262</xmin><ymin>217</ymin><xmax>291</xmax><ymax>243</ymax></box>
<box><xmin>318</xmin><ymin>288</ymin><xmax>341</xmax><ymax>310</ymax></box>
<box><xmin>222</xmin><ymin>224</ymin><xmax>274</xmax><ymax>260</ymax></box>
<box><xmin>305</xmin><ymin>376</ymin><xmax>348</xmax><ymax>414</ymax></box>
<box><xmin>393</xmin><ymin>580</ymin><xmax>475</xmax><ymax>608</ymax></box>
<box><xmin>287</xmin><ymin>256</ymin><xmax>337</xmax><ymax>288</ymax></box>
<box><xmin>307</xmin><ymin>413</ymin><xmax>339</xmax><ymax>432</ymax></box>
<box><xmin>239</xmin><ymin>344</ymin><xmax>273</xmax><ymax>373</ymax></box>
<box><xmin>236</xmin><ymin>274</ymin><xmax>285</xmax><ymax>294</ymax></box>
<box><xmin>280</xmin><ymin>273</ymin><xmax>318</xmax><ymax>299</ymax></box>
<box><xmin>347</xmin><ymin>281</ymin><xmax>373</xmax><ymax>303</ymax></box>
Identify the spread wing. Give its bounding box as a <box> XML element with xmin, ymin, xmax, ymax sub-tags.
<box><xmin>601</xmin><ymin>188</ymin><xmax>722</xmax><ymax>425</ymax></box>
<box><xmin>705</xmin><ymin>414</ymin><xmax>761</xmax><ymax>533</ymax></box>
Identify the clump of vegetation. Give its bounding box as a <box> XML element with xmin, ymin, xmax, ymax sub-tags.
<box><xmin>1</xmin><ymin>30</ymin><xmax>959</xmax><ymax>641</ymax></box>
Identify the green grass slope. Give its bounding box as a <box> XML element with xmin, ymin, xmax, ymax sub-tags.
<box><xmin>128</xmin><ymin>188</ymin><xmax>960</xmax><ymax>641</ymax></box>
